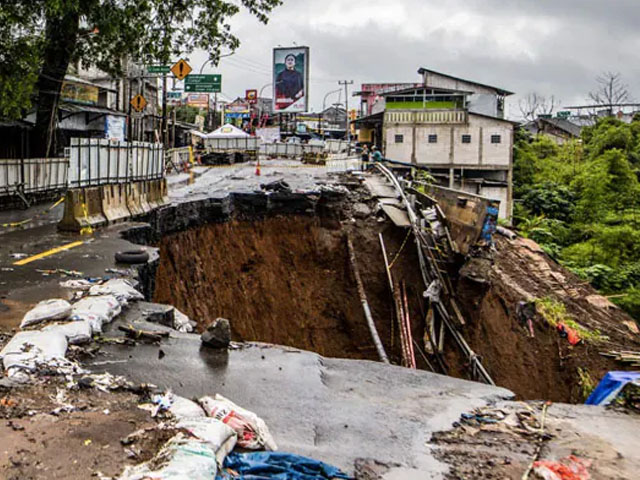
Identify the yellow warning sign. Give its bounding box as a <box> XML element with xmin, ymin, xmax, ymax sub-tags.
<box><xmin>131</xmin><ymin>94</ymin><xmax>147</xmax><ymax>112</ymax></box>
<box><xmin>171</xmin><ymin>58</ymin><xmax>192</xmax><ymax>81</ymax></box>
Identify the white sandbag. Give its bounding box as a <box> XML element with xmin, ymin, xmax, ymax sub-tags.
<box><xmin>170</xmin><ymin>395</ymin><xmax>206</xmax><ymax>419</ymax></box>
<box><xmin>71</xmin><ymin>295</ymin><xmax>121</xmax><ymax>329</ymax></box>
<box><xmin>198</xmin><ymin>394</ymin><xmax>278</xmax><ymax>451</ymax></box>
<box><xmin>176</xmin><ymin>417</ymin><xmax>236</xmax><ymax>465</ymax></box>
<box><xmin>20</xmin><ymin>299</ymin><xmax>72</xmax><ymax>329</ymax></box>
<box><xmin>43</xmin><ymin>320</ymin><xmax>92</xmax><ymax>345</ymax></box>
<box><xmin>0</xmin><ymin>330</ymin><xmax>67</xmax><ymax>372</ymax></box>
<box><xmin>174</xmin><ymin>308</ymin><xmax>194</xmax><ymax>333</ymax></box>
<box><xmin>89</xmin><ymin>278</ymin><xmax>143</xmax><ymax>305</ymax></box>
<box><xmin>118</xmin><ymin>434</ymin><xmax>219</xmax><ymax>480</ymax></box>
<box><xmin>60</xmin><ymin>279</ymin><xmax>94</xmax><ymax>290</ymax></box>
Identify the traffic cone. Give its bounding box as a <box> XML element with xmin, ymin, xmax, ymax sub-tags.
<box><xmin>255</xmin><ymin>157</ymin><xmax>261</xmax><ymax>176</ymax></box>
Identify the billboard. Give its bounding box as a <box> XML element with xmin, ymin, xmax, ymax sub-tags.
<box><xmin>186</xmin><ymin>93</ymin><xmax>209</xmax><ymax>108</ymax></box>
<box><xmin>273</xmin><ymin>46</ymin><xmax>309</xmax><ymax>113</ymax></box>
<box><xmin>61</xmin><ymin>80</ymin><xmax>99</xmax><ymax>106</ymax></box>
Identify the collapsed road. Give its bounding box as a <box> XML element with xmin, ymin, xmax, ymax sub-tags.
<box><xmin>0</xmin><ymin>158</ymin><xmax>639</xmax><ymax>479</ymax></box>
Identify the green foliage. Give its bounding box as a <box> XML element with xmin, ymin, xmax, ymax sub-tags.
<box><xmin>0</xmin><ymin>0</ymin><xmax>282</xmax><ymax>117</ymax></box>
<box><xmin>514</xmin><ymin>118</ymin><xmax>640</xmax><ymax>321</ymax></box>
<box><xmin>577</xmin><ymin>367</ymin><xmax>596</xmax><ymax>401</ymax></box>
<box><xmin>535</xmin><ymin>297</ymin><xmax>607</xmax><ymax>343</ymax></box>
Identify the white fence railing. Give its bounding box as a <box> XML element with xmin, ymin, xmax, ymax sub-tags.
<box><xmin>259</xmin><ymin>143</ymin><xmax>325</xmax><ymax>157</ymax></box>
<box><xmin>326</xmin><ymin>157</ymin><xmax>362</xmax><ymax>173</ymax></box>
<box><xmin>204</xmin><ymin>137</ymin><xmax>260</xmax><ymax>151</ymax></box>
<box><xmin>0</xmin><ymin>157</ymin><xmax>68</xmax><ymax>197</ymax></box>
<box><xmin>67</xmin><ymin>138</ymin><xmax>164</xmax><ymax>188</ymax></box>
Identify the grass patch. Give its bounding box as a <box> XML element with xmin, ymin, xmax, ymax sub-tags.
<box><xmin>535</xmin><ymin>297</ymin><xmax>608</xmax><ymax>344</ymax></box>
<box><xmin>577</xmin><ymin>367</ymin><xmax>596</xmax><ymax>401</ymax></box>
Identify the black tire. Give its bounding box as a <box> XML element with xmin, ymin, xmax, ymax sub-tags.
<box><xmin>115</xmin><ymin>249</ymin><xmax>149</xmax><ymax>264</ymax></box>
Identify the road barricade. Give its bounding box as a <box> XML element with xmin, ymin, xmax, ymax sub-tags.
<box><xmin>101</xmin><ymin>184</ymin><xmax>131</xmax><ymax>224</ymax></box>
<box><xmin>138</xmin><ymin>182</ymin><xmax>152</xmax><ymax>214</ymax></box>
<box><xmin>58</xmin><ymin>187</ymin><xmax>107</xmax><ymax>232</ymax></box>
<box><xmin>125</xmin><ymin>182</ymin><xmax>145</xmax><ymax>217</ymax></box>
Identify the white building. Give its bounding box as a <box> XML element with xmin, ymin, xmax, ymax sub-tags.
<box><xmin>358</xmin><ymin>68</ymin><xmax>515</xmax><ymax>219</ymax></box>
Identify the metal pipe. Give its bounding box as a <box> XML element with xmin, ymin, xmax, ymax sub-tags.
<box><xmin>347</xmin><ymin>236</ymin><xmax>389</xmax><ymax>364</ymax></box>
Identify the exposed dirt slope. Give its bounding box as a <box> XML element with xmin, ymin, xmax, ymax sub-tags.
<box><xmin>451</xmin><ymin>235</ymin><xmax>640</xmax><ymax>402</ymax></box>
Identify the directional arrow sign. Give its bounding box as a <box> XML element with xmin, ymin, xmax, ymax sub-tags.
<box><xmin>171</xmin><ymin>59</ymin><xmax>192</xmax><ymax>80</ymax></box>
<box><xmin>184</xmin><ymin>74</ymin><xmax>222</xmax><ymax>93</ymax></box>
<box><xmin>130</xmin><ymin>94</ymin><xmax>147</xmax><ymax>112</ymax></box>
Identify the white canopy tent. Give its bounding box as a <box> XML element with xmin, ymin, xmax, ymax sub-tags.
<box><xmin>205</xmin><ymin>124</ymin><xmax>250</xmax><ymax>139</ymax></box>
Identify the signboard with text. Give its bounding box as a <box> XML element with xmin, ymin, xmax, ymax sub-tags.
<box><xmin>185</xmin><ymin>74</ymin><xmax>222</xmax><ymax>92</ymax></box>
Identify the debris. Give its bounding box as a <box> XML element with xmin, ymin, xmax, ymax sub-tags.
<box><xmin>352</xmin><ymin>203</ymin><xmax>372</xmax><ymax>218</ymax></box>
<box><xmin>119</xmin><ymin>325</ymin><xmax>170</xmax><ymax>343</ymax></box>
<box><xmin>532</xmin><ymin>455</ymin><xmax>591</xmax><ymax>480</ymax></box>
<box><xmin>9</xmin><ymin>253</ymin><xmax>27</xmax><ymax>259</ymax></box>
<box><xmin>0</xmin><ymin>330</ymin><xmax>68</xmax><ymax>374</ymax></box>
<box><xmin>36</xmin><ymin>268</ymin><xmax>83</xmax><ymax>277</ymax></box>
<box><xmin>201</xmin><ymin>318</ymin><xmax>231</xmax><ymax>349</ymax></box>
<box><xmin>173</xmin><ymin>308</ymin><xmax>194</xmax><ymax>333</ymax></box>
<box><xmin>517</xmin><ymin>301</ymin><xmax>536</xmax><ymax>338</ymax></box>
<box><xmin>105</xmin><ymin>267</ymin><xmax>132</xmax><ymax>276</ymax></box>
<box><xmin>220</xmin><ymin>452</ymin><xmax>351</xmax><ymax>480</ymax></box>
<box><xmin>585</xmin><ymin>294</ymin><xmax>618</xmax><ymax>310</ymax></box>
<box><xmin>0</xmin><ymin>267</ymin><xmax>14</xmax><ymax>272</ymax></box>
<box><xmin>260</xmin><ymin>179</ymin><xmax>291</xmax><ymax>193</ymax></box>
<box><xmin>198</xmin><ymin>394</ymin><xmax>278</xmax><ymax>451</ymax></box>
<box><xmin>20</xmin><ymin>299</ymin><xmax>72</xmax><ymax>329</ymax></box>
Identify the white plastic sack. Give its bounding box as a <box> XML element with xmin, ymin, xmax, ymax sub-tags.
<box><xmin>170</xmin><ymin>395</ymin><xmax>206</xmax><ymax>419</ymax></box>
<box><xmin>199</xmin><ymin>394</ymin><xmax>278</xmax><ymax>451</ymax></box>
<box><xmin>176</xmin><ymin>417</ymin><xmax>237</xmax><ymax>465</ymax></box>
<box><xmin>43</xmin><ymin>320</ymin><xmax>92</xmax><ymax>345</ymax></box>
<box><xmin>89</xmin><ymin>279</ymin><xmax>143</xmax><ymax>306</ymax></box>
<box><xmin>118</xmin><ymin>434</ymin><xmax>219</xmax><ymax>480</ymax></box>
<box><xmin>20</xmin><ymin>299</ymin><xmax>72</xmax><ymax>329</ymax></box>
<box><xmin>173</xmin><ymin>308</ymin><xmax>194</xmax><ymax>333</ymax></box>
<box><xmin>60</xmin><ymin>279</ymin><xmax>94</xmax><ymax>290</ymax></box>
<box><xmin>71</xmin><ymin>295</ymin><xmax>121</xmax><ymax>331</ymax></box>
<box><xmin>0</xmin><ymin>330</ymin><xmax>68</xmax><ymax>372</ymax></box>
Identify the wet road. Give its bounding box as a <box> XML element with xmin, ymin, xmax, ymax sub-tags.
<box><xmin>89</xmin><ymin>308</ymin><xmax>514</xmax><ymax>477</ymax></box>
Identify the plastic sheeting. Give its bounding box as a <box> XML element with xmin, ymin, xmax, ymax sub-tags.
<box><xmin>218</xmin><ymin>452</ymin><xmax>352</xmax><ymax>480</ymax></box>
<box><xmin>585</xmin><ymin>371</ymin><xmax>640</xmax><ymax>406</ymax></box>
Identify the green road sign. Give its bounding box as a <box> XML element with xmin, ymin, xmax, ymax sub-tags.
<box><xmin>184</xmin><ymin>74</ymin><xmax>222</xmax><ymax>92</ymax></box>
<box><xmin>147</xmin><ymin>65</ymin><xmax>171</xmax><ymax>74</ymax></box>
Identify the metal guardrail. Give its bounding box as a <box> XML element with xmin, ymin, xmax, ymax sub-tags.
<box><xmin>0</xmin><ymin>157</ymin><xmax>68</xmax><ymax>197</ymax></box>
<box><xmin>67</xmin><ymin>138</ymin><xmax>164</xmax><ymax>188</ymax></box>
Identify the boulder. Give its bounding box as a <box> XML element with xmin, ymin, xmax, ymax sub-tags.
<box><xmin>201</xmin><ymin>318</ymin><xmax>231</xmax><ymax>349</ymax></box>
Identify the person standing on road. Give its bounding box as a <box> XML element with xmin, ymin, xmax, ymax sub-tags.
<box><xmin>371</xmin><ymin>146</ymin><xmax>383</xmax><ymax>163</ymax></box>
<box><xmin>361</xmin><ymin>144</ymin><xmax>370</xmax><ymax>170</ymax></box>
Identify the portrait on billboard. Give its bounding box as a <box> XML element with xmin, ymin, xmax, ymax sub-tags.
<box><xmin>273</xmin><ymin>47</ymin><xmax>309</xmax><ymax>113</ymax></box>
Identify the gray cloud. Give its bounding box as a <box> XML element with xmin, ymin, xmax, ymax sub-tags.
<box><xmin>189</xmin><ymin>0</ymin><xmax>640</xmax><ymax>118</ymax></box>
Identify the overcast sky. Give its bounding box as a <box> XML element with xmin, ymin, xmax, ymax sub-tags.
<box><xmin>187</xmin><ymin>0</ymin><xmax>640</xmax><ymax>118</ymax></box>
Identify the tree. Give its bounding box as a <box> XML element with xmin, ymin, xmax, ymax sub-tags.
<box><xmin>518</xmin><ymin>92</ymin><xmax>557</xmax><ymax>122</ymax></box>
<box><xmin>0</xmin><ymin>0</ymin><xmax>282</xmax><ymax>156</ymax></box>
<box><xmin>588</xmin><ymin>72</ymin><xmax>631</xmax><ymax>111</ymax></box>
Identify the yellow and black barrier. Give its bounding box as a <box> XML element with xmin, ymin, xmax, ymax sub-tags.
<box><xmin>101</xmin><ymin>184</ymin><xmax>130</xmax><ymax>224</ymax></box>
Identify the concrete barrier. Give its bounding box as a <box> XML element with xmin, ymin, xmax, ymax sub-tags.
<box><xmin>138</xmin><ymin>182</ymin><xmax>152</xmax><ymax>214</ymax></box>
<box><xmin>58</xmin><ymin>187</ymin><xmax>107</xmax><ymax>232</ymax></box>
<box><xmin>125</xmin><ymin>182</ymin><xmax>145</xmax><ymax>217</ymax></box>
<box><xmin>101</xmin><ymin>184</ymin><xmax>131</xmax><ymax>224</ymax></box>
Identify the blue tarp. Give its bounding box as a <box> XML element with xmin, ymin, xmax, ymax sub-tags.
<box><xmin>217</xmin><ymin>452</ymin><xmax>352</xmax><ymax>480</ymax></box>
<box><xmin>585</xmin><ymin>371</ymin><xmax>640</xmax><ymax>406</ymax></box>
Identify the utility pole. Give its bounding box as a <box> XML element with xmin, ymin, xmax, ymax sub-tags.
<box><xmin>161</xmin><ymin>72</ymin><xmax>168</xmax><ymax>146</ymax></box>
<box><xmin>338</xmin><ymin>80</ymin><xmax>354</xmax><ymax>142</ymax></box>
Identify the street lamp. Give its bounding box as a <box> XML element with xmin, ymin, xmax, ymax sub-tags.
<box><xmin>199</xmin><ymin>52</ymin><xmax>234</xmax><ymax>129</ymax></box>
<box><xmin>321</xmin><ymin>88</ymin><xmax>341</xmax><ymax>137</ymax></box>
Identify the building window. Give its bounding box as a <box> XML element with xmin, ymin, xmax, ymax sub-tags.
<box><xmin>428</xmin><ymin>134</ymin><xmax>438</xmax><ymax>143</ymax></box>
<box><xmin>491</xmin><ymin>134</ymin><xmax>501</xmax><ymax>144</ymax></box>
<box><xmin>394</xmin><ymin>134</ymin><xmax>404</xmax><ymax>143</ymax></box>
<box><xmin>461</xmin><ymin>134</ymin><xmax>471</xmax><ymax>144</ymax></box>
